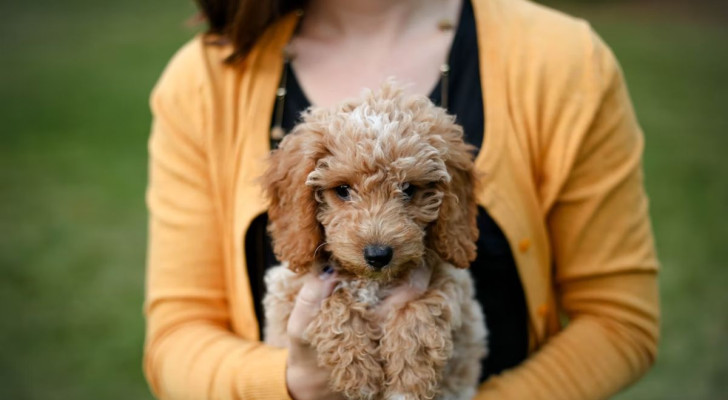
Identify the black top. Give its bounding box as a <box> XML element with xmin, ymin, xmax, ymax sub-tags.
<box><xmin>246</xmin><ymin>0</ymin><xmax>528</xmax><ymax>382</ymax></box>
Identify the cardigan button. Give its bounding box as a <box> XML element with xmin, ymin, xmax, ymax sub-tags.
<box><xmin>518</xmin><ymin>238</ymin><xmax>531</xmax><ymax>253</ymax></box>
<box><xmin>537</xmin><ymin>304</ymin><xmax>549</xmax><ymax>317</ymax></box>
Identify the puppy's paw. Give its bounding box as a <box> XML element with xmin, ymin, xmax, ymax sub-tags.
<box><xmin>380</xmin><ymin>293</ymin><xmax>454</xmax><ymax>400</ymax></box>
<box><xmin>307</xmin><ymin>288</ymin><xmax>384</xmax><ymax>400</ymax></box>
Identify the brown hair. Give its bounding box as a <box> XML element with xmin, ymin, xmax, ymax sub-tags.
<box><xmin>194</xmin><ymin>0</ymin><xmax>307</xmax><ymax>62</ymax></box>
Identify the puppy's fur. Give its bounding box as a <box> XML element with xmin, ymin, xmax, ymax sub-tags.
<box><xmin>262</xmin><ymin>85</ymin><xmax>487</xmax><ymax>400</ymax></box>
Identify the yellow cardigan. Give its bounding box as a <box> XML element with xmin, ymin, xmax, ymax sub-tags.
<box><xmin>144</xmin><ymin>0</ymin><xmax>660</xmax><ymax>398</ymax></box>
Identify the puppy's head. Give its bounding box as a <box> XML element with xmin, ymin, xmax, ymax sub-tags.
<box><xmin>263</xmin><ymin>84</ymin><xmax>478</xmax><ymax>282</ymax></box>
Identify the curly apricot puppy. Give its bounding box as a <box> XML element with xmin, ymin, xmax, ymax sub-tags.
<box><xmin>262</xmin><ymin>84</ymin><xmax>487</xmax><ymax>400</ymax></box>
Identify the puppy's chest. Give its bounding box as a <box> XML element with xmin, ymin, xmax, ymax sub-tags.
<box><xmin>334</xmin><ymin>279</ymin><xmax>387</xmax><ymax>307</ymax></box>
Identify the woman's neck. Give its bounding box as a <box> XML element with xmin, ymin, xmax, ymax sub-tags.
<box><xmin>302</xmin><ymin>0</ymin><xmax>456</xmax><ymax>41</ymax></box>
<box><xmin>290</xmin><ymin>0</ymin><xmax>461</xmax><ymax>107</ymax></box>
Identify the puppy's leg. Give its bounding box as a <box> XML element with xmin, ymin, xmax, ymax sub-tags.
<box><xmin>437</xmin><ymin>270</ymin><xmax>487</xmax><ymax>400</ymax></box>
<box><xmin>305</xmin><ymin>284</ymin><xmax>383</xmax><ymax>400</ymax></box>
<box><xmin>262</xmin><ymin>265</ymin><xmax>304</xmax><ymax>347</ymax></box>
<box><xmin>379</xmin><ymin>273</ymin><xmax>458</xmax><ymax>400</ymax></box>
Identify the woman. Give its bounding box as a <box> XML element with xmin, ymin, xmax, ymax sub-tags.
<box><xmin>143</xmin><ymin>0</ymin><xmax>660</xmax><ymax>399</ymax></box>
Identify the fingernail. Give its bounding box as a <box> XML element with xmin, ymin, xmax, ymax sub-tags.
<box><xmin>319</xmin><ymin>264</ymin><xmax>334</xmax><ymax>279</ymax></box>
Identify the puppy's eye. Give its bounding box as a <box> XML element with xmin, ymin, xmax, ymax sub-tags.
<box><xmin>334</xmin><ymin>185</ymin><xmax>352</xmax><ymax>201</ymax></box>
<box><xmin>402</xmin><ymin>182</ymin><xmax>417</xmax><ymax>200</ymax></box>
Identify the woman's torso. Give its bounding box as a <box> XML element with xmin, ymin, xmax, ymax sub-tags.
<box><xmin>245</xmin><ymin>0</ymin><xmax>528</xmax><ymax>381</ymax></box>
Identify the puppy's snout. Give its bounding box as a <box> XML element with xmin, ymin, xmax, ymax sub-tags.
<box><xmin>363</xmin><ymin>245</ymin><xmax>393</xmax><ymax>269</ymax></box>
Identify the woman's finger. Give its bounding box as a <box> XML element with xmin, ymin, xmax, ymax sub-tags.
<box><xmin>287</xmin><ymin>268</ymin><xmax>338</xmax><ymax>341</ymax></box>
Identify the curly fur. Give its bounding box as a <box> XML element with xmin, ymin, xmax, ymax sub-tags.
<box><xmin>262</xmin><ymin>84</ymin><xmax>488</xmax><ymax>400</ymax></box>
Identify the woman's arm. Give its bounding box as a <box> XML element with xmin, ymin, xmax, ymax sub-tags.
<box><xmin>143</xmin><ymin>42</ymin><xmax>295</xmax><ymax>399</ymax></box>
<box><xmin>475</xmin><ymin>30</ymin><xmax>659</xmax><ymax>399</ymax></box>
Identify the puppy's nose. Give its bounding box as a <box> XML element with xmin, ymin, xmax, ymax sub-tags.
<box><xmin>364</xmin><ymin>245</ymin><xmax>393</xmax><ymax>269</ymax></box>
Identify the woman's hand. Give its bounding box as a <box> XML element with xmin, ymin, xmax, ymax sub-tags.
<box><xmin>285</xmin><ymin>269</ymin><xmax>344</xmax><ymax>400</ymax></box>
<box><xmin>285</xmin><ymin>264</ymin><xmax>432</xmax><ymax>400</ymax></box>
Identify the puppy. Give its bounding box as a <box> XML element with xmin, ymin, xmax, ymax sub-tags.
<box><xmin>262</xmin><ymin>84</ymin><xmax>487</xmax><ymax>400</ymax></box>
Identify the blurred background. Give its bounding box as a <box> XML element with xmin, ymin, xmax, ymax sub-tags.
<box><xmin>1</xmin><ymin>0</ymin><xmax>726</xmax><ymax>399</ymax></box>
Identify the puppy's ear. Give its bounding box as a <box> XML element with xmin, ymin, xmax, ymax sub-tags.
<box><xmin>262</xmin><ymin>126</ymin><xmax>325</xmax><ymax>273</ymax></box>
<box><xmin>426</xmin><ymin>119</ymin><xmax>479</xmax><ymax>269</ymax></box>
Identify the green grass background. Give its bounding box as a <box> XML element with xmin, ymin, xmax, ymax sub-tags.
<box><xmin>1</xmin><ymin>0</ymin><xmax>726</xmax><ymax>399</ymax></box>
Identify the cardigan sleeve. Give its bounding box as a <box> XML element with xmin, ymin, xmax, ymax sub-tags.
<box><xmin>475</xmin><ymin>29</ymin><xmax>659</xmax><ymax>399</ymax></box>
<box><xmin>143</xmin><ymin>39</ymin><xmax>292</xmax><ymax>400</ymax></box>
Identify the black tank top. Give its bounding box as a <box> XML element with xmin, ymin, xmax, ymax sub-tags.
<box><xmin>246</xmin><ymin>0</ymin><xmax>528</xmax><ymax>382</ymax></box>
